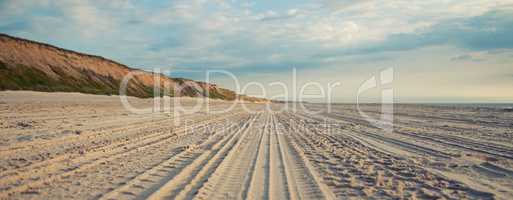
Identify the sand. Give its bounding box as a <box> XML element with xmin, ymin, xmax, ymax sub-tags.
<box><xmin>0</xmin><ymin>91</ymin><xmax>512</xmax><ymax>199</ymax></box>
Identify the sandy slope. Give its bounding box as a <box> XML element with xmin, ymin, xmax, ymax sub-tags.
<box><xmin>0</xmin><ymin>33</ymin><xmax>240</xmax><ymax>100</ymax></box>
<box><xmin>1</xmin><ymin>91</ymin><xmax>512</xmax><ymax>199</ymax></box>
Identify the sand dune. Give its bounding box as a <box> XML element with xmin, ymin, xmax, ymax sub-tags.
<box><xmin>1</xmin><ymin>91</ymin><xmax>512</xmax><ymax>199</ymax></box>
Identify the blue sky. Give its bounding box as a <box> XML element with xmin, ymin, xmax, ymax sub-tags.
<box><xmin>1</xmin><ymin>0</ymin><xmax>513</xmax><ymax>102</ymax></box>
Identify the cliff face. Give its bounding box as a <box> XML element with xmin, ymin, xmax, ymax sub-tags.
<box><xmin>0</xmin><ymin>33</ymin><xmax>237</xmax><ymax>100</ymax></box>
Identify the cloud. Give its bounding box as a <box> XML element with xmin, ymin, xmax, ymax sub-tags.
<box><xmin>450</xmin><ymin>54</ymin><xmax>485</xmax><ymax>62</ymax></box>
<box><xmin>321</xmin><ymin>0</ymin><xmax>372</xmax><ymax>11</ymax></box>
<box><xmin>1</xmin><ymin>1</ymin><xmax>513</xmax><ymax>75</ymax></box>
<box><xmin>257</xmin><ymin>9</ymin><xmax>302</xmax><ymax>21</ymax></box>
<box><xmin>3</xmin><ymin>1</ymin><xmax>510</xmax><ymax>56</ymax></box>
<box><xmin>0</xmin><ymin>21</ymin><xmax>29</xmax><ymax>32</ymax></box>
<box><xmin>315</xmin><ymin>8</ymin><xmax>513</xmax><ymax>59</ymax></box>
<box><xmin>0</xmin><ymin>0</ymin><xmax>513</xmax><ymax>102</ymax></box>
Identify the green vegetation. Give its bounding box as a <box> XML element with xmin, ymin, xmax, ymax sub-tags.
<box><xmin>0</xmin><ymin>62</ymin><xmax>236</xmax><ymax>100</ymax></box>
<box><xmin>208</xmin><ymin>88</ymin><xmax>235</xmax><ymax>100</ymax></box>
<box><xmin>0</xmin><ymin>61</ymin><xmax>7</xmax><ymax>70</ymax></box>
<box><xmin>0</xmin><ymin>34</ymin><xmax>244</xmax><ymax>100</ymax></box>
<box><xmin>0</xmin><ymin>63</ymin><xmax>122</xmax><ymax>96</ymax></box>
<box><xmin>0</xmin><ymin>63</ymin><xmax>57</xmax><ymax>91</ymax></box>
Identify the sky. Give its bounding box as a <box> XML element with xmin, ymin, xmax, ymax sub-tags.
<box><xmin>1</xmin><ymin>0</ymin><xmax>513</xmax><ymax>103</ymax></box>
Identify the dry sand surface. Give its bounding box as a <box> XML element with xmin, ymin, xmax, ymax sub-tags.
<box><xmin>1</xmin><ymin>91</ymin><xmax>512</xmax><ymax>200</ymax></box>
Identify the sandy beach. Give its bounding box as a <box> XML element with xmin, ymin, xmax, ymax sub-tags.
<box><xmin>0</xmin><ymin>91</ymin><xmax>511</xmax><ymax>199</ymax></box>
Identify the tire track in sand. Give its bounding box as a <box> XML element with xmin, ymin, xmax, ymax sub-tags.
<box><xmin>269</xmin><ymin>113</ymin><xmax>292</xmax><ymax>200</ymax></box>
<box><xmin>144</xmin><ymin>113</ymin><xmax>259</xmax><ymax>200</ymax></box>
<box><xmin>246</xmin><ymin>113</ymin><xmax>271</xmax><ymax>200</ymax></box>
<box><xmin>98</xmin><ymin>116</ymin><xmax>251</xmax><ymax>200</ymax></box>
<box><xmin>0</xmin><ymin>113</ymin><xmax>245</xmax><ymax>199</ymax></box>
<box><xmin>274</xmin><ymin>113</ymin><xmax>337</xmax><ymax>200</ymax></box>
<box><xmin>193</xmin><ymin>113</ymin><xmax>268</xmax><ymax>200</ymax></box>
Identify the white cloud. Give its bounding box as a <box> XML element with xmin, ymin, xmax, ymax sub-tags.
<box><xmin>1</xmin><ymin>0</ymin><xmax>513</xmax><ymax>102</ymax></box>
